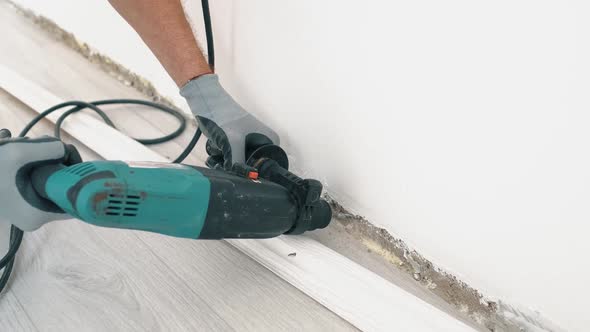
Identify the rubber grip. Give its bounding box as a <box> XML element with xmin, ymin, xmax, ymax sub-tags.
<box><xmin>31</xmin><ymin>164</ymin><xmax>66</xmax><ymax>199</ymax></box>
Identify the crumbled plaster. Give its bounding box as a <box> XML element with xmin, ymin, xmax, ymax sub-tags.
<box><xmin>325</xmin><ymin>195</ymin><xmax>529</xmax><ymax>332</ymax></box>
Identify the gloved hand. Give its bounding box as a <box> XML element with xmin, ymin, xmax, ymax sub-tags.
<box><xmin>0</xmin><ymin>134</ymin><xmax>78</xmax><ymax>231</ymax></box>
<box><xmin>180</xmin><ymin>74</ymin><xmax>280</xmax><ymax>169</ymax></box>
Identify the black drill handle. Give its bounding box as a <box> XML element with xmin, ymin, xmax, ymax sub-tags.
<box><xmin>31</xmin><ymin>143</ymin><xmax>81</xmax><ymax>200</ymax></box>
<box><xmin>31</xmin><ymin>164</ymin><xmax>67</xmax><ymax>200</ymax></box>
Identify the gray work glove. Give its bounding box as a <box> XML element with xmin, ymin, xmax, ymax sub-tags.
<box><xmin>0</xmin><ymin>135</ymin><xmax>73</xmax><ymax>231</ymax></box>
<box><xmin>180</xmin><ymin>74</ymin><xmax>280</xmax><ymax>169</ymax></box>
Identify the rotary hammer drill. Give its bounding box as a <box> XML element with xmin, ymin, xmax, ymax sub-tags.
<box><xmin>29</xmin><ymin>141</ymin><xmax>331</xmax><ymax>239</ymax></box>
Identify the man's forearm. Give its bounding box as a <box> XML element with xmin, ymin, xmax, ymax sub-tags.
<box><xmin>109</xmin><ymin>0</ymin><xmax>211</xmax><ymax>87</ymax></box>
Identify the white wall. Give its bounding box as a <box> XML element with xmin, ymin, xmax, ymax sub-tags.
<box><xmin>12</xmin><ymin>1</ymin><xmax>590</xmax><ymax>330</ymax></box>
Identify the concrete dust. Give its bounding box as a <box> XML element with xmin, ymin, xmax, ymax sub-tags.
<box><xmin>308</xmin><ymin>196</ymin><xmax>523</xmax><ymax>332</ymax></box>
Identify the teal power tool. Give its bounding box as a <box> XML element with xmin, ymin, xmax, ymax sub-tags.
<box><xmin>30</xmin><ymin>143</ymin><xmax>331</xmax><ymax>239</ymax></box>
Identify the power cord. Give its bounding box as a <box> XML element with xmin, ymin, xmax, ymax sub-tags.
<box><xmin>0</xmin><ymin>0</ymin><xmax>214</xmax><ymax>294</ymax></box>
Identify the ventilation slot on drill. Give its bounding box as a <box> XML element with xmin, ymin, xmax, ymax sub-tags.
<box><xmin>66</xmin><ymin>162</ymin><xmax>97</xmax><ymax>177</ymax></box>
<box><xmin>105</xmin><ymin>194</ymin><xmax>141</xmax><ymax>217</ymax></box>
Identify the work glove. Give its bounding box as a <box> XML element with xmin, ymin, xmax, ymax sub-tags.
<box><xmin>180</xmin><ymin>74</ymin><xmax>280</xmax><ymax>170</ymax></box>
<box><xmin>0</xmin><ymin>131</ymin><xmax>80</xmax><ymax>231</ymax></box>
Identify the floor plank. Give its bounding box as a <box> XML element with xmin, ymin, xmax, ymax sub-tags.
<box><xmin>0</xmin><ymin>278</ymin><xmax>38</xmax><ymax>332</ymax></box>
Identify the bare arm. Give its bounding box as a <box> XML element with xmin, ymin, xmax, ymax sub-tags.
<box><xmin>108</xmin><ymin>0</ymin><xmax>211</xmax><ymax>87</ymax></box>
<box><xmin>109</xmin><ymin>0</ymin><xmax>280</xmax><ymax>167</ymax></box>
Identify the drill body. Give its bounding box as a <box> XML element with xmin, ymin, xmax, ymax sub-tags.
<box><xmin>32</xmin><ymin>159</ymin><xmax>331</xmax><ymax>239</ymax></box>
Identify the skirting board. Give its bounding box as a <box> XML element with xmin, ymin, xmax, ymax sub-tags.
<box><xmin>0</xmin><ymin>64</ymin><xmax>474</xmax><ymax>332</ymax></box>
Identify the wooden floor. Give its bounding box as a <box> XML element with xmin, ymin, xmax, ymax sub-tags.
<box><xmin>0</xmin><ymin>3</ymin><xmax>355</xmax><ymax>331</ymax></box>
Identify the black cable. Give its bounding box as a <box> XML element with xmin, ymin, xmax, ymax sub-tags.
<box><xmin>201</xmin><ymin>0</ymin><xmax>215</xmax><ymax>70</ymax></box>
<box><xmin>18</xmin><ymin>99</ymin><xmax>199</xmax><ymax>159</ymax></box>
<box><xmin>28</xmin><ymin>100</ymin><xmax>189</xmax><ymax>144</ymax></box>
<box><xmin>1</xmin><ymin>0</ymin><xmax>215</xmax><ymax>295</ymax></box>
<box><xmin>0</xmin><ymin>227</ymin><xmax>23</xmax><ymax>293</ymax></box>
